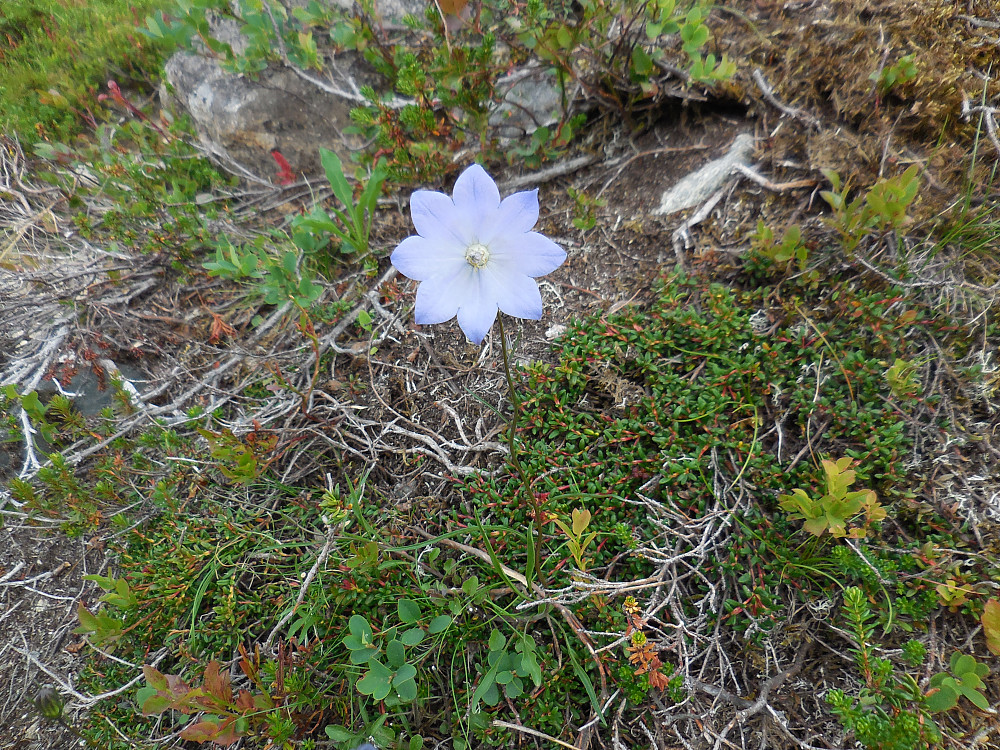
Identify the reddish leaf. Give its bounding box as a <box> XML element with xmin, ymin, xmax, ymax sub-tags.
<box><xmin>208</xmin><ymin>313</ymin><xmax>236</xmax><ymax>345</ymax></box>
<box><xmin>180</xmin><ymin>716</ymin><xmax>242</xmax><ymax>746</ymax></box>
<box><xmin>203</xmin><ymin>661</ymin><xmax>233</xmax><ymax>704</ymax></box>
<box><xmin>234</xmin><ymin>690</ymin><xmax>255</xmax><ymax>712</ymax></box>
<box><xmin>181</xmin><ymin>718</ymin><xmax>226</xmax><ymax>744</ymax></box>
<box><xmin>211</xmin><ymin>717</ymin><xmax>243</xmax><ymax>746</ymax></box>
<box><xmin>164</xmin><ymin>672</ymin><xmax>192</xmax><ymax>697</ymax></box>
<box><xmin>271</xmin><ymin>149</ymin><xmax>296</xmax><ymax>186</ymax></box>
<box><xmin>648</xmin><ymin>669</ymin><xmax>671</xmax><ymax>690</ymax></box>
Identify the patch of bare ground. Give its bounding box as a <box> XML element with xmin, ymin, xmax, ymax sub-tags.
<box><xmin>0</xmin><ymin>522</ymin><xmax>101</xmax><ymax>750</ymax></box>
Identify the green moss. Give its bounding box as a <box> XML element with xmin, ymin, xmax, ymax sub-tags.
<box><xmin>0</xmin><ymin>0</ymin><xmax>171</xmax><ymax>141</ymax></box>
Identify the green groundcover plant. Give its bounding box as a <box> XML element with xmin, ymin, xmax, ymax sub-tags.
<box><xmin>0</xmin><ymin>0</ymin><xmax>169</xmax><ymax>141</ymax></box>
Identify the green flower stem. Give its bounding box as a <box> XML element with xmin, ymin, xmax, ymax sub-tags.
<box><xmin>496</xmin><ymin>314</ymin><xmax>547</xmax><ymax>587</ymax></box>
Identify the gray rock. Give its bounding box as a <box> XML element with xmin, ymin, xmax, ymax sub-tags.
<box><xmin>160</xmin><ymin>6</ymin><xmax>381</xmax><ymax>181</ymax></box>
<box><xmin>490</xmin><ymin>66</ymin><xmax>564</xmax><ymax>139</ymax></box>
<box><xmin>323</xmin><ymin>0</ymin><xmax>424</xmax><ymax>21</ymax></box>
<box><xmin>162</xmin><ymin>49</ymin><xmax>370</xmax><ymax>181</ymax></box>
<box><xmin>161</xmin><ymin>2</ymin><xmax>565</xmax><ymax>180</ymax></box>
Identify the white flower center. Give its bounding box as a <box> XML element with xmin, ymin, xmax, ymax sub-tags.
<box><xmin>464</xmin><ymin>242</ymin><xmax>491</xmax><ymax>269</ymax></box>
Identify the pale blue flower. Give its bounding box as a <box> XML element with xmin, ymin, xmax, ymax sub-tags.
<box><xmin>391</xmin><ymin>164</ymin><xmax>566</xmax><ymax>344</ymax></box>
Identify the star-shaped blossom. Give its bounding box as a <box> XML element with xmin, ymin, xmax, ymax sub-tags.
<box><xmin>391</xmin><ymin>164</ymin><xmax>566</xmax><ymax>344</ymax></box>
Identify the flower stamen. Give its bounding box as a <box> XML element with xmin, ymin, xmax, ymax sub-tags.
<box><xmin>464</xmin><ymin>242</ymin><xmax>491</xmax><ymax>269</ymax></box>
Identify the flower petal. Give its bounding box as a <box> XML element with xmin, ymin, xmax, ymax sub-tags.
<box><xmin>456</xmin><ymin>298</ymin><xmax>499</xmax><ymax>345</ymax></box>
<box><xmin>410</xmin><ymin>189</ymin><xmax>471</xmax><ymax>245</ymax></box>
<box><xmin>413</xmin><ymin>264</ymin><xmax>475</xmax><ymax>325</ymax></box>
<box><xmin>489</xmin><ymin>267</ymin><xmax>543</xmax><ymax>320</ymax></box>
<box><xmin>479</xmin><ymin>189</ymin><xmax>539</xmax><ymax>244</ymax></box>
<box><xmin>391</xmin><ymin>234</ymin><xmax>466</xmax><ymax>282</ymax></box>
<box><xmin>452</xmin><ymin>164</ymin><xmax>501</xmax><ymax>228</ymax></box>
<box><xmin>490</xmin><ymin>231</ymin><xmax>567</xmax><ymax>277</ymax></box>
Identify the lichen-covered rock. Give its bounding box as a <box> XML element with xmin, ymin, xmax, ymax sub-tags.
<box><xmin>160</xmin><ymin>13</ymin><xmax>374</xmax><ymax>182</ymax></box>
<box><xmin>160</xmin><ymin>2</ymin><xmax>564</xmax><ymax>182</ymax></box>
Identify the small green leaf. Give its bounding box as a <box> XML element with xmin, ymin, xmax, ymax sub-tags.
<box><xmin>324</xmin><ymin>725</ymin><xmax>353</xmax><ymax>741</ymax></box>
<box><xmin>488</xmin><ymin>629</ymin><xmax>506</xmax><ymax>652</ymax></box>
<box><xmin>394</xmin><ymin>677</ymin><xmax>417</xmax><ymax>702</ymax></box>
<box><xmin>357</xmin><ymin>659</ymin><xmax>393</xmax><ymax>700</ymax></box>
<box><xmin>631</xmin><ymin>46</ymin><xmax>653</xmax><ymax>76</ymax></box>
<box><xmin>394</xmin><ymin>663</ymin><xmax>417</xmax><ymax>683</ymax></box>
<box><xmin>343</xmin><ymin>634</ymin><xmax>365</xmax><ymax>651</ymax></box>
<box><xmin>961</xmin><ymin>685</ymin><xmax>990</xmax><ymax>711</ymax></box>
<box><xmin>481</xmin><ymin>680</ymin><xmax>500</xmax><ymax>706</ymax></box>
<box><xmin>504</xmin><ymin>676</ymin><xmax>523</xmax><ymax>699</ymax></box>
<box><xmin>137</xmin><ymin>689</ymin><xmax>170</xmax><ymax>716</ymax></box>
<box><xmin>401</xmin><ymin>628</ymin><xmax>425</xmax><ymax>646</ymax></box>
<box><xmin>427</xmin><ymin>615</ymin><xmax>452</xmax><ymax>634</ymax></box>
<box><xmin>349</xmin><ymin>647</ymin><xmax>378</xmax><ymax>665</ymax></box>
<box><xmin>386</xmin><ymin>639</ymin><xmax>405</xmax><ymax>668</ymax></box>
<box><xmin>520</xmin><ymin>650</ymin><xmax>542</xmax><ymax>687</ymax></box>
<box><xmin>951</xmin><ymin>652</ymin><xmax>973</xmax><ymax>675</ymax></box>
<box><xmin>398</xmin><ymin>599</ymin><xmax>421</xmax><ymax>624</ymax></box>
<box><xmin>349</xmin><ymin>615</ymin><xmax>373</xmax><ymax>642</ymax></box>
<box><xmin>319</xmin><ymin>148</ymin><xmax>354</xmax><ymax>208</ymax></box>
<box><xmin>75</xmin><ymin>603</ymin><xmax>99</xmax><ymax>634</ymax></box>
<box><xmin>925</xmin><ymin>686</ymin><xmax>957</xmax><ymax>713</ymax></box>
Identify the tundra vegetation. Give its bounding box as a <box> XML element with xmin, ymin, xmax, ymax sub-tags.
<box><xmin>1</xmin><ymin>1</ymin><xmax>999</xmax><ymax>750</ymax></box>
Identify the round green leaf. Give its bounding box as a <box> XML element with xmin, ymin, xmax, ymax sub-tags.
<box><xmin>394</xmin><ymin>678</ymin><xmax>417</xmax><ymax>703</ymax></box>
<box><xmin>349</xmin><ymin>647</ymin><xmax>378</xmax><ymax>665</ymax></box>
<box><xmin>482</xmin><ymin>681</ymin><xmax>500</xmax><ymax>707</ymax></box>
<box><xmin>349</xmin><ymin>615</ymin><xmax>373</xmax><ymax>642</ymax></box>
<box><xmin>925</xmin><ymin>686</ymin><xmax>957</xmax><ymax>713</ymax></box>
<box><xmin>398</xmin><ymin>599</ymin><xmax>421</xmax><ymax>624</ymax></box>
<box><xmin>401</xmin><ymin>628</ymin><xmax>425</xmax><ymax>646</ymax></box>
<box><xmin>488</xmin><ymin>629</ymin><xmax>506</xmax><ymax>652</ymax></box>
<box><xmin>427</xmin><ymin>615</ymin><xmax>452</xmax><ymax>634</ymax></box>
<box><xmin>394</xmin><ymin>663</ymin><xmax>417</xmax><ymax>683</ymax></box>
<box><xmin>505</xmin><ymin>677</ymin><xmax>523</xmax><ymax>699</ymax></box>
<box><xmin>343</xmin><ymin>635</ymin><xmax>365</xmax><ymax>651</ymax></box>
<box><xmin>357</xmin><ymin>659</ymin><xmax>393</xmax><ymax>700</ymax></box>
